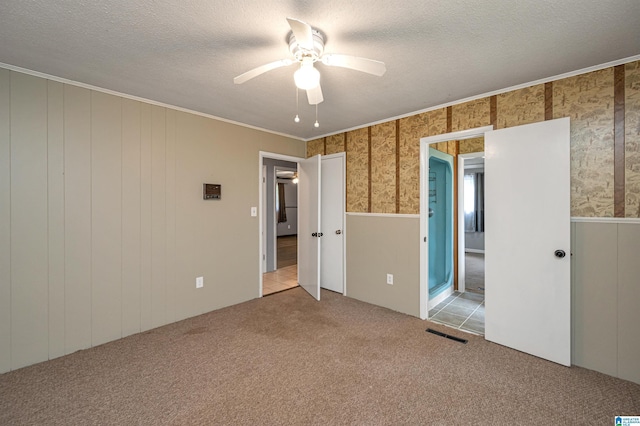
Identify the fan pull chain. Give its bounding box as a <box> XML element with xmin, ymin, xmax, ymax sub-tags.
<box><xmin>314</xmin><ymin>104</ymin><xmax>319</xmax><ymax>128</ymax></box>
<box><xmin>294</xmin><ymin>88</ymin><xmax>300</xmax><ymax>123</ymax></box>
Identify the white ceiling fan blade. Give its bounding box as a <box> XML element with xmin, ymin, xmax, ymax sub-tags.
<box><xmin>321</xmin><ymin>54</ymin><xmax>386</xmax><ymax>76</ymax></box>
<box><xmin>286</xmin><ymin>17</ymin><xmax>314</xmax><ymax>51</ymax></box>
<box><xmin>306</xmin><ymin>84</ymin><xmax>323</xmax><ymax>105</ymax></box>
<box><xmin>233</xmin><ymin>59</ymin><xmax>292</xmax><ymax>84</ymax></box>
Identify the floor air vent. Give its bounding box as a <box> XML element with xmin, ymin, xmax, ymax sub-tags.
<box><xmin>426</xmin><ymin>328</ymin><xmax>468</xmax><ymax>344</ymax></box>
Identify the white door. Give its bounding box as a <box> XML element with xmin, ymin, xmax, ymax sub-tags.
<box><xmin>298</xmin><ymin>155</ymin><xmax>321</xmax><ymax>300</ymax></box>
<box><xmin>320</xmin><ymin>155</ymin><xmax>345</xmax><ymax>293</ymax></box>
<box><xmin>484</xmin><ymin>117</ymin><xmax>571</xmax><ymax>366</ymax></box>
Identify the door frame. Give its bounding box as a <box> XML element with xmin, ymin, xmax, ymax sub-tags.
<box><xmin>320</xmin><ymin>152</ymin><xmax>347</xmax><ymax>296</ymax></box>
<box><xmin>262</xmin><ymin>165</ymin><xmax>267</xmax><ymax>273</ymax></box>
<box><xmin>419</xmin><ymin>126</ymin><xmax>493</xmax><ymax>320</ymax></box>
<box><xmin>457</xmin><ymin>151</ymin><xmax>485</xmax><ymax>294</ymax></box>
<box><xmin>259</xmin><ymin>151</ymin><xmax>305</xmax><ymax>297</ymax></box>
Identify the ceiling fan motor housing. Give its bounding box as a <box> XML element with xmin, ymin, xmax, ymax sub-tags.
<box><xmin>289</xmin><ymin>29</ymin><xmax>325</xmax><ymax>62</ymax></box>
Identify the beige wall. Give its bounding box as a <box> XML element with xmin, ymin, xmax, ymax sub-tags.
<box><xmin>572</xmin><ymin>220</ymin><xmax>640</xmax><ymax>384</ymax></box>
<box><xmin>346</xmin><ymin>215</ymin><xmax>640</xmax><ymax>383</ymax></box>
<box><xmin>346</xmin><ymin>214</ymin><xmax>420</xmax><ymax>317</ymax></box>
<box><xmin>0</xmin><ymin>69</ymin><xmax>304</xmax><ymax>373</ymax></box>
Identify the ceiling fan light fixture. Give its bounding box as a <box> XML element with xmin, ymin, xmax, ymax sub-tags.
<box><xmin>294</xmin><ymin>60</ymin><xmax>320</xmax><ymax>90</ymax></box>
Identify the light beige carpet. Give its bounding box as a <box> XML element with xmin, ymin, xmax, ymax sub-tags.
<box><xmin>1</xmin><ymin>287</ymin><xmax>638</xmax><ymax>425</ymax></box>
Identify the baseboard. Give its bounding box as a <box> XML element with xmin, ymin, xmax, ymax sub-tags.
<box><xmin>427</xmin><ymin>286</ymin><xmax>454</xmax><ymax>312</ymax></box>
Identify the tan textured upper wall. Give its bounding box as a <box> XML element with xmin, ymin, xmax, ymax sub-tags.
<box><xmin>309</xmin><ymin>60</ymin><xmax>640</xmax><ymax>217</ymax></box>
<box><xmin>370</xmin><ymin>121</ymin><xmax>397</xmax><ymax>214</ymax></box>
<box><xmin>554</xmin><ymin>68</ymin><xmax>615</xmax><ymax>217</ymax></box>
<box><xmin>346</xmin><ymin>128</ymin><xmax>369</xmax><ymax>212</ymax></box>
<box><xmin>626</xmin><ymin>61</ymin><xmax>640</xmax><ymax>218</ymax></box>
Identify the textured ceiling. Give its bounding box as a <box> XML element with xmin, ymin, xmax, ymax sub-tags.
<box><xmin>1</xmin><ymin>0</ymin><xmax>639</xmax><ymax>140</ymax></box>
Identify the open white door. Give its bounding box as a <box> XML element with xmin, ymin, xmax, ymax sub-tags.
<box><xmin>485</xmin><ymin>117</ymin><xmax>571</xmax><ymax>366</ymax></box>
<box><xmin>298</xmin><ymin>155</ymin><xmax>321</xmax><ymax>300</ymax></box>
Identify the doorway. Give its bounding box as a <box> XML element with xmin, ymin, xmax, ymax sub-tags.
<box><xmin>258</xmin><ymin>152</ymin><xmax>346</xmax><ymax>300</ymax></box>
<box><xmin>264</xmin><ymin>165</ymin><xmax>300</xmax><ymax>295</ymax></box>
<box><xmin>261</xmin><ymin>155</ymin><xmax>302</xmax><ymax>296</ymax></box>
<box><xmin>419</xmin><ymin>126</ymin><xmax>493</xmax><ymax>321</ymax></box>
<box><xmin>420</xmin><ymin>119</ymin><xmax>571</xmax><ymax>366</ymax></box>
<box><xmin>425</xmin><ymin>144</ymin><xmax>486</xmax><ymax>335</ymax></box>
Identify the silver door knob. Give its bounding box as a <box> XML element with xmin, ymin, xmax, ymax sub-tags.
<box><xmin>335</xmin><ymin>230</ymin><xmax>342</xmax><ymax>235</ymax></box>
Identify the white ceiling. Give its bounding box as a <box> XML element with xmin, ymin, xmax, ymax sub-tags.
<box><xmin>1</xmin><ymin>1</ymin><xmax>639</xmax><ymax>140</ymax></box>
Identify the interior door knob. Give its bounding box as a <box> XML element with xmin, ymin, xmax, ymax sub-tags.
<box><xmin>335</xmin><ymin>230</ymin><xmax>342</xmax><ymax>235</ymax></box>
<box><xmin>554</xmin><ymin>250</ymin><xmax>566</xmax><ymax>258</ymax></box>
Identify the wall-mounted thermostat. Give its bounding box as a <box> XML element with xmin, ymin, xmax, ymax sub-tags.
<box><xmin>203</xmin><ymin>183</ymin><xmax>221</xmax><ymax>200</ymax></box>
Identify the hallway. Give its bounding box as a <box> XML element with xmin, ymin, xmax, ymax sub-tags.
<box><xmin>263</xmin><ymin>235</ymin><xmax>298</xmax><ymax>296</ymax></box>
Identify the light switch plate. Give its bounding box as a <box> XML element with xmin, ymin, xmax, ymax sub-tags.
<box><xmin>251</xmin><ymin>207</ymin><xmax>257</xmax><ymax>217</ymax></box>
<box><xmin>196</xmin><ymin>276</ymin><xmax>204</xmax><ymax>288</ymax></box>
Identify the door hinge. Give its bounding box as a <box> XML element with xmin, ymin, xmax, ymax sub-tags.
<box><xmin>424</xmin><ymin>237</ymin><xmax>427</xmax><ymax>242</ymax></box>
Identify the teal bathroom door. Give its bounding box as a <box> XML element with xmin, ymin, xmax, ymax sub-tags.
<box><xmin>484</xmin><ymin>118</ymin><xmax>571</xmax><ymax>366</ymax></box>
<box><xmin>298</xmin><ymin>155</ymin><xmax>321</xmax><ymax>301</ymax></box>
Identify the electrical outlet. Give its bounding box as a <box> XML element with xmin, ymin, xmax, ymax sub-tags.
<box><xmin>196</xmin><ymin>276</ymin><xmax>204</xmax><ymax>289</ymax></box>
<box><xmin>288</xmin><ymin>224</ymin><xmax>291</xmax><ymax>229</ymax></box>
<box><xmin>386</xmin><ymin>274</ymin><xmax>393</xmax><ymax>285</ymax></box>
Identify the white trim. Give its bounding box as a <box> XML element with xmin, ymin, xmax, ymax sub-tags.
<box><xmin>321</xmin><ymin>152</ymin><xmax>345</xmax><ymax>160</ymax></box>
<box><xmin>310</xmin><ymin>54</ymin><xmax>640</xmax><ymax>141</ymax></box>
<box><xmin>427</xmin><ymin>286</ymin><xmax>454</xmax><ymax>312</ymax></box>
<box><xmin>457</xmin><ymin>155</ymin><xmax>465</xmax><ymax>294</ymax></box>
<box><xmin>258</xmin><ymin>151</ymin><xmax>305</xmax><ymax>298</ymax></box>
<box><xmin>262</xmin><ymin>165</ymin><xmax>267</xmax><ymax>274</ymax></box>
<box><xmin>465</xmin><ymin>249</ymin><xmax>485</xmax><ymax>254</ymax></box>
<box><xmin>0</xmin><ymin>62</ymin><xmax>304</xmax><ymax>142</ymax></box>
<box><xmin>458</xmin><ymin>151</ymin><xmax>485</xmax><ymax>294</ymax></box>
<box><xmin>420</xmin><ymin>128</ymin><xmax>492</xmax><ymax>320</ymax></box>
<box><xmin>337</xmin><ymin>153</ymin><xmax>348</xmax><ymax>297</ymax></box>
<box><xmin>464</xmin><ymin>164</ymin><xmax>485</xmax><ymax>170</ymax></box>
<box><xmin>571</xmin><ymin>217</ymin><xmax>640</xmax><ymax>224</ymax></box>
<box><xmin>423</xmin><ymin>127</ymin><xmax>494</xmax><ymax>145</ymax></box>
<box><xmin>345</xmin><ymin>212</ymin><xmax>419</xmax><ymax>219</ymax></box>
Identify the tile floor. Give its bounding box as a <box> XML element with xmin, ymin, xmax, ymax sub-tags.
<box><xmin>262</xmin><ymin>265</ymin><xmax>298</xmax><ymax>295</ymax></box>
<box><xmin>428</xmin><ymin>291</ymin><xmax>485</xmax><ymax>335</ymax></box>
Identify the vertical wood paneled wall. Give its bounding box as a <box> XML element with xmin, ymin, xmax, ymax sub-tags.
<box><xmin>0</xmin><ymin>69</ymin><xmax>303</xmax><ymax>373</ymax></box>
<box><xmin>308</xmin><ymin>59</ymin><xmax>640</xmax><ymax>218</ymax></box>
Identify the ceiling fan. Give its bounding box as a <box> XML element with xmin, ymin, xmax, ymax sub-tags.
<box><xmin>233</xmin><ymin>18</ymin><xmax>387</xmax><ymax>106</ymax></box>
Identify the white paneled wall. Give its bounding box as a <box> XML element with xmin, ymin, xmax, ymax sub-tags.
<box><xmin>0</xmin><ymin>69</ymin><xmax>303</xmax><ymax>373</ymax></box>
